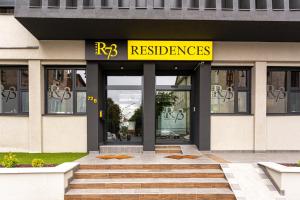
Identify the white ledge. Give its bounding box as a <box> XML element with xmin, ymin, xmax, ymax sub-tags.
<box><xmin>258</xmin><ymin>162</ymin><xmax>300</xmax><ymax>173</ymax></box>
<box><xmin>0</xmin><ymin>162</ymin><xmax>79</xmax><ymax>174</ymax></box>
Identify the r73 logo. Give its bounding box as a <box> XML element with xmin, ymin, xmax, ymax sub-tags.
<box><xmin>95</xmin><ymin>42</ymin><xmax>118</xmax><ymax>60</ymax></box>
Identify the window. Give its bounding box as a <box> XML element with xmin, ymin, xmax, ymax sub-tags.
<box><xmin>205</xmin><ymin>0</ymin><xmax>216</xmax><ymax>9</ymax></box>
<box><xmin>153</xmin><ymin>0</ymin><xmax>164</xmax><ymax>8</ymax></box>
<box><xmin>66</xmin><ymin>0</ymin><xmax>77</xmax><ymax>8</ymax></box>
<box><xmin>256</xmin><ymin>0</ymin><xmax>267</xmax><ymax>9</ymax></box>
<box><xmin>211</xmin><ymin>68</ymin><xmax>251</xmax><ymax>114</ymax></box>
<box><xmin>48</xmin><ymin>0</ymin><xmax>60</xmax><ymax>8</ymax></box>
<box><xmin>290</xmin><ymin>0</ymin><xmax>300</xmax><ymax>10</ymax></box>
<box><xmin>0</xmin><ymin>7</ymin><xmax>14</xmax><ymax>14</ymax></box>
<box><xmin>118</xmin><ymin>0</ymin><xmax>130</xmax><ymax>8</ymax></box>
<box><xmin>83</xmin><ymin>0</ymin><xmax>94</xmax><ymax>8</ymax></box>
<box><xmin>101</xmin><ymin>0</ymin><xmax>112</xmax><ymax>7</ymax></box>
<box><xmin>171</xmin><ymin>0</ymin><xmax>182</xmax><ymax>9</ymax></box>
<box><xmin>239</xmin><ymin>0</ymin><xmax>250</xmax><ymax>10</ymax></box>
<box><xmin>222</xmin><ymin>0</ymin><xmax>233</xmax><ymax>10</ymax></box>
<box><xmin>272</xmin><ymin>0</ymin><xmax>284</xmax><ymax>9</ymax></box>
<box><xmin>189</xmin><ymin>0</ymin><xmax>199</xmax><ymax>9</ymax></box>
<box><xmin>0</xmin><ymin>67</ymin><xmax>28</xmax><ymax>114</ymax></box>
<box><xmin>136</xmin><ymin>0</ymin><xmax>147</xmax><ymax>8</ymax></box>
<box><xmin>46</xmin><ymin>68</ymin><xmax>86</xmax><ymax>114</ymax></box>
<box><xmin>30</xmin><ymin>0</ymin><xmax>42</xmax><ymax>7</ymax></box>
<box><xmin>267</xmin><ymin>68</ymin><xmax>300</xmax><ymax>114</ymax></box>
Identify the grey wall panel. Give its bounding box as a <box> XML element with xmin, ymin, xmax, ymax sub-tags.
<box><xmin>87</xmin><ymin>61</ymin><xmax>100</xmax><ymax>151</ymax></box>
<box><xmin>143</xmin><ymin>63</ymin><xmax>155</xmax><ymax>151</ymax></box>
<box><xmin>194</xmin><ymin>62</ymin><xmax>211</xmax><ymax>150</ymax></box>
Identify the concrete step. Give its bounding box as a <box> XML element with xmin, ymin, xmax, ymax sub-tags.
<box><xmin>155</xmin><ymin>149</ymin><xmax>183</xmax><ymax>153</ymax></box>
<box><xmin>155</xmin><ymin>145</ymin><xmax>181</xmax><ymax>149</ymax></box>
<box><xmin>79</xmin><ymin>164</ymin><xmax>221</xmax><ymax>170</ymax></box>
<box><xmin>65</xmin><ymin>188</ymin><xmax>236</xmax><ymax>200</ymax></box>
<box><xmin>70</xmin><ymin>178</ymin><xmax>230</xmax><ymax>189</ymax></box>
<box><xmin>74</xmin><ymin>169</ymin><xmax>225</xmax><ymax>179</ymax></box>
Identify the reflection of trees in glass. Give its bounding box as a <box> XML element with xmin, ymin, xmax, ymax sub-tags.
<box><xmin>106</xmin><ymin>98</ymin><xmax>121</xmax><ymax>134</ymax></box>
<box><xmin>129</xmin><ymin>106</ymin><xmax>142</xmax><ymax>136</ymax></box>
<box><xmin>155</xmin><ymin>92</ymin><xmax>178</xmax><ymax>116</ymax></box>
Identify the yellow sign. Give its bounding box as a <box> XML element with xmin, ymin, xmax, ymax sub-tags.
<box><xmin>95</xmin><ymin>42</ymin><xmax>118</xmax><ymax>60</ymax></box>
<box><xmin>127</xmin><ymin>40</ymin><xmax>213</xmax><ymax>61</ymax></box>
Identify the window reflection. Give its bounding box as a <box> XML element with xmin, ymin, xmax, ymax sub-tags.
<box><xmin>267</xmin><ymin>71</ymin><xmax>287</xmax><ymax>113</ymax></box>
<box><xmin>156</xmin><ymin>91</ymin><xmax>190</xmax><ymax>144</ymax></box>
<box><xmin>156</xmin><ymin>76</ymin><xmax>191</xmax><ymax>86</ymax></box>
<box><xmin>107</xmin><ymin>76</ymin><xmax>142</xmax><ymax>85</ymax></box>
<box><xmin>0</xmin><ymin>69</ymin><xmax>18</xmax><ymax>113</ymax></box>
<box><xmin>47</xmin><ymin>69</ymin><xmax>73</xmax><ymax>114</ymax></box>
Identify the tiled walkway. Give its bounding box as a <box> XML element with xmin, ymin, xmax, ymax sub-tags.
<box><xmin>222</xmin><ymin>163</ymin><xmax>285</xmax><ymax>200</ymax></box>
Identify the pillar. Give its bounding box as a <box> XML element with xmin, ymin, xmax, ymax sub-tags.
<box><xmin>28</xmin><ymin>60</ymin><xmax>43</xmax><ymax>152</ymax></box>
<box><xmin>253</xmin><ymin>62</ymin><xmax>267</xmax><ymax>151</ymax></box>
<box><xmin>143</xmin><ymin>63</ymin><xmax>155</xmax><ymax>151</ymax></box>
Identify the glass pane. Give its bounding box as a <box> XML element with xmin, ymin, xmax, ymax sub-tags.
<box><xmin>290</xmin><ymin>92</ymin><xmax>300</xmax><ymax>112</ymax></box>
<box><xmin>0</xmin><ymin>69</ymin><xmax>18</xmax><ymax>113</ymax></box>
<box><xmin>76</xmin><ymin>70</ymin><xmax>87</xmax><ymax>88</ymax></box>
<box><xmin>156</xmin><ymin>91</ymin><xmax>190</xmax><ymax>144</ymax></box>
<box><xmin>77</xmin><ymin>92</ymin><xmax>86</xmax><ymax>113</ymax></box>
<box><xmin>107</xmin><ymin>76</ymin><xmax>142</xmax><ymax>86</ymax></box>
<box><xmin>106</xmin><ymin>90</ymin><xmax>142</xmax><ymax>144</ymax></box>
<box><xmin>291</xmin><ymin>71</ymin><xmax>300</xmax><ymax>88</ymax></box>
<box><xmin>21</xmin><ymin>91</ymin><xmax>29</xmax><ymax>113</ymax></box>
<box><xmin>21</xmin><ymin>69</ymin><xmax>29</xmax><ymax>88</ymax></box>
<box><xmin>47</xmin><ymin>69</ymin><xmax>73</xmax><ymax>114</ymax></box>
<box><xmin>211</xmin><ymin>70</ymin><xmax>235</xmax><ymax>113</ymax></box>
<box><xmin>267</xmin><ymin>71</ymin><xmax>287</xmax><ymax>113</ymax></box>
<box><xmin>237</xmin><ymin>70</ymin><xmax>247</xmax><ymax>88</ymax></box>
<box><xmin>238</xmin><ymin>92</ymin><xmax>247</xmax><ymax>112</ymax></box>
<box><xmin>156</xmin><ymin>76</ymin><xmax>191</xmax><ymax>86</ymax></box>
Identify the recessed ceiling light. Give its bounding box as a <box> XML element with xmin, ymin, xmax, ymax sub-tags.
<box><xmin>120</xmin><ymin>66</ymin><xmax>124</xmax><ymax>70</ymax></box>
<box><xmin>174</xmin><ymin>66</ymin><xmax>178</xmax><ymax>70</ymax></box>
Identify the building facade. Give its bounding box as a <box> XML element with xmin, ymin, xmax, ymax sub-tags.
<box><xmin>1</xmin><ymin>0</ymin><xmax>300</xmax><ymax>152</ymax></box>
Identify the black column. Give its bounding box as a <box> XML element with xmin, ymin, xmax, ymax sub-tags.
<box><xmin>194</xmin><ymin>62</ymin><xmax>211</xmax><ymax>150</ymax></box>
<box><xmin>87</xmin><ymin>61</ymin><xmax>103</xmax><ymax>151</ymax></box>
<box><xmin>143</xmin><ymin>63</ymin><xmax>156</xmax><ymax>151</ymax></box>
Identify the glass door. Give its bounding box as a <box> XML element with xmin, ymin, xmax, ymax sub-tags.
<box><xmin>155</xmin><ymin>76</ymin><xmax>192</xmax><ymax>144</ymax></box>
<box><xmin>105</xmin><ymin>76</ymin><xmax>143</xmax><ymax>145</ymax></box>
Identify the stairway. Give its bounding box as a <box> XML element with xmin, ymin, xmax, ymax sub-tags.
<box><xmin>65</xmin><ymin>164</ymin><xmax>236</xmax><ymax>200</ymax></box>
<box><xmin>155</xmin><ymin>145</ymin><xmax>182</xmax><ymax>153</ymax></box>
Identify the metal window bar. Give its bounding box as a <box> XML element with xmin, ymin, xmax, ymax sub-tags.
<box><xmin>222</xmin><ymin>0</ymin><xmax>233</xmax><ymax>9</ymax></box>
<box><xmin>48</xmin><ymin>0</ymin><xmax>60</xmax><ymax>7</ymax></box>
<box><xmin>272</xmin><ymin>0</ymin><xmax>284</xmax><ymax>9</ymax></box>
<box><xmin>30</xmin><ymin>0</ymin><xmax>42</xmax><ymax>7</ymax></box>
<box><xmin>205</xmin><ymin>0</ymin><xmax>216</xmax><ymax>9</ymax></box>
<box><xmin>66</xmin><ymin>0</ymin><xmax>77</xmax><ymax>8</ymax></box>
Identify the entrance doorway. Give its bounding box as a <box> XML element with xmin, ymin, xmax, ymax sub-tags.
<box><xmin>155</xmin><ymin>75</ymin><xmax>192</xmax><ymax>144</ymax></box>
<box><xmin>105</xmin><ymin>76</ymin><xmax>143</xmax><ymax>145</ymax></box>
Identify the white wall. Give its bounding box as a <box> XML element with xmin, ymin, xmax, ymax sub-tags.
<box><xmin>0</xmin><ymin>163</ymin><xmax>78</xmax><ymax>200</ymax></box>
<box><xmin>267</xmin><ymin>116</ymin><xmax>300</xmax><ymax>150</ymax></box>
<box><xmin>0</xmin><ymin>117</ymin><xmax>29</xmax><ymax>152</ymax></box>
<box><xmin>211</xmin><ymin>116</ymin><xmax>254</xmax><ymax>150</ymax></box>
<box><xmin>42</xmin><ymin>116</ymin><xmax>87</xmax><ymax>152</ymax></box>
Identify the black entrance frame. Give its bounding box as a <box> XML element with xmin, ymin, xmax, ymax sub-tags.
<box><xmin>86</xmin><ymin>61</ymin><xmax>211</xmax><ymax>151</ymax></box>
